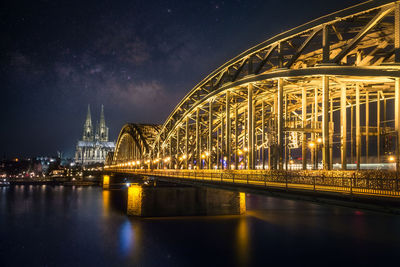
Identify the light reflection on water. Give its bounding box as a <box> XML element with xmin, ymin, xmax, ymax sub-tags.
<box><xmin>0</xmin><ymin>185</ymin><xmax>400</xmax><ymax>267</ymax></box>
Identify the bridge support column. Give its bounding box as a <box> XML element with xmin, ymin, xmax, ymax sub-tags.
<box><xmin>322</xmin><ymin>76</ymin><xmax>330</xmax><ymax>170</ymax></box>
<box><xmin>356</xmin><ymin>83</ymin><xmax>361</xmax><ymax>170</ymax></box>
<box><xmin>377</xmin><ymin>92</ymin><xmax>381</xmax><ymax>163</ymax></box>
<box><xmin>248</xmin><ymin>83</ymin><xmax>254</xmax><ymax>169</ymax></box>
<box><xmin>176</xmin><ymin>128</ymin><xmax>180</xmax><ymax>169</ymax></box>
<box><xmin>209</xmin><ymin>100</ymin><xmax>213</xmax><ymax>169</ymax></box>
<box><xmin>235</xmin><ymin>97</ymin><xmax>239</xmax><ymax>169</ymax></box>
<box><xmin>366</xmin><ymin>91</ymin><xmax>369</xmax><ymax>163</ymax></box>
<box><xmin>169</xmin><ymin>138</ymin><xmax>172</xmax><ymax>169</ymax></box>
<box><xmin>277</xmin><ymin>78</ymin><xmax>284</xmax><ymax>170</ymax></box>
<box><xmin>330</xmin><ymin>98</ymin><xmax>333</xmax><ymax>170</ymax></box>
<box><xmin>395</xmin><ymin>78</ymin><xmax>400</xmax><ymax>171</ymax></box>
<box><xmin>284</xmin><ymin>94</ymin><xmax>288</xmax><ymax>170</ymax></box>
<box><xmin>262</xmin><ymin>101</ymin><xmax>266</xmax><ymax>169</ymax></box>
<box><xmin>185</xmin><ymin>118</ymin><xmax>189</xmax><ymax>169</ymax></box>
<box><xmin>313</xmin><ymin>88</ymin><xmax>318</xmax><ymax>169</ymax></box>
<box><xmin>351</xmin><ymin>105</ymin><xmax>354</xmax><ymax>164</ymax></box>
<box><xmin>302</xmin><ymin>87</ymin><xmax>307</xmax><ymax>170</ymax></box>
<box><xmin>341</xmin><ymin>84</ymin><xmax>347</xmax><ymax>170</ymax></box>
<box><xmin>196</xmin><ymin>108</ymin><xmax>200</xmax><ymax>169</ymax></box>
<box><xmin>226</xmin><ymin>91</ymin><xmax>231</xmax><ymax>169</ymax></box>
<box><xmin>103</xmin><ymin>175</ymin><xmax>110</xmax><ymax>190</ymax></box>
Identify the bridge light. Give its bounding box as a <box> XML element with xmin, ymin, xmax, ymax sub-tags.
<box><xmin>136</xmin><ymin>160</ymin><xmax>140</xmax><ymax>165</ymax></box>
<box><xmin>182</xmin><ymin>154</ymin><xmax>187</xmax><ymax>159</ymax></box>
<box><xmin>317</xmin><ymin>137</ymin><xmax>322</xmax><ymax>144</ymax></box>
<box><xmin>223</xmin><ymin>156</ymin><xmax>227</xmax><ymax>161</ymax></box>
<box><xmin>205</xmin><ymin>151</ymin><xmax>209</xmax><ymax>156</ymax></box>
<box><xmin>128</xmin><ymin>162</ymin><xmax>132</xmax><ymax>166</ymax></box>
<box><xmin>231</xmin><ymin>164</ymin><xmax>235</xmax><ymax>169</ymax></box>
<box><xmin>201</xmin><ymin>154</ymin><xmax>206</xmax><ymax>159</ymax></box>
<box><xmin>308</xmin><ymin>142</ymin><xmax>316</xmax><ymax>149</ymax></box>
<box><xmin>238</xmin><ymin>150</ymin><xmax>243</xmax><ymax>155</ymax></box>
<box><xmin>132</xmin><ymin>161</ymin><xmax>136</xmax><ymax>166</ymax></box>
<box><xmin>243</xmin><ymin>147</ymin><xmax>248</xmax><ymax>152</ymax></box>
<box><xmin>389</xmin><ymin>155</ymin><xmax>395</xmax><ymax>162</ymax></box>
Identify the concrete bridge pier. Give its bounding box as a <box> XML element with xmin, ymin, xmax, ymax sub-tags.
<box><xmin>102</xmin><ymin>175</ymin><xmax>110</xmax><ymax>190</ymax></box>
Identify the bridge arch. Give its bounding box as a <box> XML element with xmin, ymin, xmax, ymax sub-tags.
<box><xmin>110</xmin><ymin>0</ymin><xmax>400</xmax><ymax>171</ymax></box>
<box><xmin>112</xmin><ymin>124</ymin><xmax>160</xmax><ymax>168</ymax></box>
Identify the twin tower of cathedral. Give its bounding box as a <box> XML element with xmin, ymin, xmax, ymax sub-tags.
<box><xmin>82</xmin><ymin>104</ymin><xmax>109</xmax><ymax>142</ymax></box>
<box><xmin>75</xmin><ymin>105</ymin><xmax>115</xmax><ymax>166</ymax></box>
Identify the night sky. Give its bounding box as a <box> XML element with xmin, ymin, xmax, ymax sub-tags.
<box><xmin>1</xmin><ymin>0</ymin><xmax>364</xmax><ymax>158</ymax></box>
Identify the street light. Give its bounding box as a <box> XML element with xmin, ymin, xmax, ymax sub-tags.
<box><xmin>308</xmin><ymin>141</ymin><xmax>315</xmax><ymax>149</ymax></box>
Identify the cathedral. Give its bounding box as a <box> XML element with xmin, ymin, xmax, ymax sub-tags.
<box><xmin>75</xmin><ymin>105</ymin><xmax>115</xmax><ymax>166</ymax></box>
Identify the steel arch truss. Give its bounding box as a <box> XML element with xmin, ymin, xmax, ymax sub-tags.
<box><xmin>111</xmin><ymin>0</ymin><xmax>400</xmax><ymax>171</ymax></box>
<box><xmin>113</xmin><ymin>124</ymin><xmax>161</xmax><ymax>166</ymax></box>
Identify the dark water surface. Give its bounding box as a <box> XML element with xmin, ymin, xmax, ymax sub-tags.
<box><xmin>1</xmin><ymin>185</ymin><xmax>399</xmax><ymax>267</ymax></box>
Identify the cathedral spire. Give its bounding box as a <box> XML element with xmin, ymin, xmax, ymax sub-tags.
<box><xmin>100</xmin><ymin>104</ymin><xmax>105</xmax><ymax>127</ymax></box>
<box><xmin>86</xmin><ymin>104</ymin><xmax>92</xmax><ymax>124</ymax></box>
<box><xmin>83</xmin><ymin>104</ymin><xmax>93</xmax><ymax>141</ymax></box>
<box><xmin>99</xmin><ymin>104</ymin><xmax>109</xmax><ymax>141</ymax></box>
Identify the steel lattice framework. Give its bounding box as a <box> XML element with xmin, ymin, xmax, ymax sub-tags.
<box><xmin>111</xmin><ymin>0</ymin><xmax>400</xmax><ymax>172</ymax></box>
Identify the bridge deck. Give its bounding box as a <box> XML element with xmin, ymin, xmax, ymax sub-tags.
<box><xmin>108</xmin><ymin>169</ymin><xmax>400</xmax><ymax>199</ymax></box>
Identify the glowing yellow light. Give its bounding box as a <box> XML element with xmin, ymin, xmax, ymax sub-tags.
<box><xmin>309</xmin><ymin>142</ymin><xmax>315</xmax><ymax>148</ymax></box>
<box><xmin>317</xmin><ymin>137</ymin><xmax>322</xmax><ymax>143</ymax></box>
<box><xmin>128</xmin><ymin>162</ymin><xmax>132</xmax><ymax>166</ymax></box>
<box><xmin>182</xmin><ymin>154</ymin><xmax>187</xmax><ymax>159</ymax></box>
<box><xmin>103</xmin><ymin>175</ymin><xmax>110</xmax><ymax>189</ymax></box>
<box><xmin>289</xmin><ymin>160</ymin><xmax>294</xmax><ymax>164</ymax></box>
<box><xmin>201</xmin><ymin>154</ymin><xmax>206</xmax><ymax>159</ymax></box>
<box><xmin>205</xmin><ymin>151</ymin><xmax>209</xmax><ymax>156</ymax></box>
<box><xmin>238</xmin><ymin>150</ymin><xmax>243</xmax><ymax>155</ymax></box>
<box><xmin>223</xmin><ymin>156</ymin><xmax>227</xmax><ymax>161</ymax></box>
<box><xmin>389</xmin><ymin>156</ymin><xmax>395</xmax><ymax>162</ymax></box>
<box><xmin>136</xmin><ymin>160</ymin><xmax>140</xmax><ymax>165</ymax></box>
<box><xmin>243</xmin><ymin>147</ymin><xmax>248</xmax><ymax>152</ymax></box>
<box><xmin>127</xmin><ymin>184</ymin><xmax>142</xmax><ymax>216</ymax></box>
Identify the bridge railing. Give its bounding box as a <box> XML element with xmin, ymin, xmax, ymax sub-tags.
<box><xmin>107</xmin><ymin>167</ymin><xmax>400</xmax><ymax>198</ymax></box>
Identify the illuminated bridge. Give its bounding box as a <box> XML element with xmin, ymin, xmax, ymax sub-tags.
<box><xmin>105</xmin><ymin>0</ymin><xmax>400</xmax><ymax>199</ymax></box>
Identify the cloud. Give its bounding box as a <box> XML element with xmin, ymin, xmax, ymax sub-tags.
<box><xmin>104</xmin><ymin>79</ymin><xmax>167</xmax><ymax>108</ymax></box>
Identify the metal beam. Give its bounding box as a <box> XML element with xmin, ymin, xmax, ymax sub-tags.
<box><xmin>286</xmin><ymin>27</ymin><xmax>321</xmax><ymax>68</ymax></box>
<box><xmin>262</xmin><ymin>101</ymin><xmax>266</xmax><ymax>169</ymax></box>
<box><xmin>396</xmin><ymin>78</ymin><xmax>400</xmax><ymax>170</ymax></box>
<box><xmin>322</xmin><ymin>76</ymin><xmax>330</xmax><ymax>170</ymax></box>
<box><xmin>331</xmin><ymin>6</ymin><xmax>393</xmax><ymax>64</ymax></box>
<box><xmin>302</xmin><ymin>87</ymin><xmax>307</xmax><ymax>170</ymax></box>
<box><xmin>341</xmin><ymin>84</ymin><xmax>347</xmax><ymax>169</ymax></box>
<box><xmin>248</xmin><ymin>84</ymin><xmax>254</xmax><ymax>169</ymax></box>
<box><xmin>208</xmin><ymin>100</ymin><xmax>213</xmax><ymax>169</ymax></box>
<box><xmin>226</xmin><ymin>91</ymin><xmax>231</xmax><ymax>169</ymax></box>
<box><xmin>366</xmin><ymin>90</ymin><xmax>369</xmax><ymax>163</ymax></box>
<box><xmin>277</xmin><ymin>78</ymin><xmax>284</xmax><ymax>169</ymax></box>
<box><xmin>356</xmin><ymin>83</ymin><xmax>361</xmax><ymax>170</ymax></box>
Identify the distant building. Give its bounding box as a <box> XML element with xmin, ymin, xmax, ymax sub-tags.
<box><xmin>75</xmin><ymin>105</ymin><xmax>115</xmax><ymax>166</ymax></box>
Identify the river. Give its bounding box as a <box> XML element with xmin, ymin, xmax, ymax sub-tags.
<box><xmin>0</xmin><ymin>185</ymin><xmax>399</xmax><ymax>266</ymax></box>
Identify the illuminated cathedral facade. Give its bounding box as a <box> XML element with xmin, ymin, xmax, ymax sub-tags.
<box><xmin>75</xmin><ymin>105</ymin><xmax>115</xmax><ymax>166</ymax></box>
